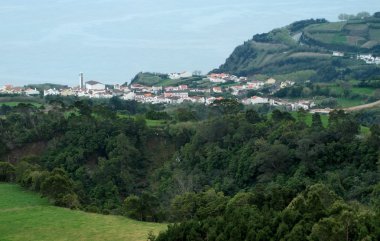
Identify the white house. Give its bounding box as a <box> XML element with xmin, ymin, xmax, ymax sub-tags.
<box><xmin>280</xmin><ymin>80</ymin><xmax>295</xmax><ymax>89</ymax></box>
<box><xmin>230</xmin><ymin>85</ymin><xmax>244</xmax><ymax>95</ymax></box>
<box><xmin>60</xmin><ymin>89</ymin><xmax>75</xmax><ymax>96</ymax></box>
<box><xmin>208</xmin><ymin>73</ymin><xmax>229</xmax><ymax>83</ymax></box>
<box><xmin>152</xmin><ymin>86</ymin><xmax>163</xmax><ymax>93</ymax></box>
<box><xmin>332</xmin><ymin>51</ymin><xmax>344</xmax><ymax>57</ymax></box>
<box><xmin>242</xmin><ymin>96</ymin><xmax>270</xmax><ymax>105</ymax></box>
<box><xmin>86</xmin><ymin>81</ymin><xmax>105</xmax><ymax>91</ymax></box>
<box><xmin>291</xmin><ymin>103</ymin><xmax>309</xmax><ymax>111</ymax></box>
<box><xmin>24</xmin><ymin>88</ymin><xmax>40</xmax><ymax>96</ymax></box>
<box><xmin>44</xmin><ymin>88</ymin><xmax>60</xmax><ymax>96</ymax></box>
<box><xmin>246</xmin><ymin>81</ymin><xmax>265</xmax><ymax>90</ymax></box>
<box><xmin>251</xmin><ymin>96</ymin><xmax>269</xmax><ymax>105</ymax></box>
<box><xmin>168</xmin><ymin>71</ymin><xmax>192</xmax><ymax>80</ymax></box>
<box><xmin>266</xmin><ymin>78</ymin><xmax>276</xmax><ymax>85</ymax></box>
<box><xmin>164</xmin><ymin>92</ymin><xmax>189</xmax><ymax>98</ymax></box>
<box><xmin>212</xmin><ymin>87</ymin><xmax>223</xmax><ymax>93</ymax></box>
<box><xmin>239</xmin><ymin>77</ymin><xmax>248</xmax><ymax>82</ymax></box>
<box><xmin>123</xmin><ymin>92</ymin><xmax>136</xmax><ymax>100</ymax></box>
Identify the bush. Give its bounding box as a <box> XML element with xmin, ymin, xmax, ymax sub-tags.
<box><xmin>0</xmin><ymin>162</ymin><xmax>16</xmax><ymax>182</ymax></box>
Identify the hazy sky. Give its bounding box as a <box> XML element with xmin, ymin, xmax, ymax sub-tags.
<box><xmin>0</xmin><ymin>0</ymin><xmax>377</xmax><ymax>86</ymax></box>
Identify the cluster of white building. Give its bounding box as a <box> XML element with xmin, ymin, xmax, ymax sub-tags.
<box><xmin>207</xmin><ymin>73</ymin><xmax>248</xmax><ymax>83</ymax></box>
<box><xmin>332</xmin><ymin>51</ymin><xmax>380</xmax><ymax>65</ymax></box>
<box><xmin>357</xmin><ymin>54</ymin><xmax>380</xmax><ymax>65</ymax></box>
<box><xmin>228</xmin><ymin>78</ymin><xmax>294</xmax><ymax>96</ymax></box>
<box><xmin>124</xmin><ymin>83</ymin><xmax>219</xmax><ymax>104</ymax></box>
<box><xmin>0</xmin><ymin>81</ymin><xmax>117</xmax><ymax>99</ymax></box>
<box><xmin>1</xmin><ymin>71</ymin><xmax>307</xmax><ymax>109</ymax></box>
<box><xmin>0</xmin><ymin>85</ymin><xmax>40</xmax><ymax>96</ymax></box>
<box><xmin>242</xmin><ymin>96</ymin><xmax>315</xmax><ymax>111</ymax></box>
<box><xmin>41</xmin><ymin>80</ymin><xmax>115</xmax><ymax>98</ymax></box>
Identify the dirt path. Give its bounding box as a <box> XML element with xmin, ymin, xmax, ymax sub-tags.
<box><xmin>342</xmin><ymin>100</ymin><xmax>380</xmax><ymax>112</ymax></box>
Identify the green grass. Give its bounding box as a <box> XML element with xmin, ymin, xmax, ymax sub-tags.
<box><xmin>326</xmin><ymin>86</ymin><xmax>375</xmax><ymax>96</ymax></box>
<box><xmin>310</xmin><ymin>33</ymin><xmax>347</xmax><ymax>45</ymax></box>
<box><xmin>316</xmin><ymin>83</ymin><xmax>377</xmax><ymax>107</ymax></box>
<box><xmin>156</xmin><ymin>78</ymin><xmax>183</xmax><ymax>87</ymax></box>
<box><xmin>0</xmin><ymin>183</ymin><xmax>167</xmax><ymax>241</ymax></box>
<box><xmin>351</xmin><ymin>87</ymin><xmax>376</xmax><ymax>95</ymax></box>
<box><xmin>344</xmin><ymin>24</ymin><xmax>368</xmax><ymax>31</ymax></box>
<box><xmin>146</xmin><ymin>119</ymin><xmax>167</xmax><ymax>127</ymax></box>
<box><xmin>360</xmin><ymin>126</ymin><xmax>371</xmax><ymax>136</ymax></box>
<box><xmin>117</xmin><ymin>114</ymin><xmax>167</xmax><ymax>127</ymax></box>
<box><xmin>64</xmin><ymin>110</ymin><xmax>80</xmax><ymax>118</ymax></box>
<box><xmin>0</xmin><ymin>102</ymin><xmax>42</xmax><ymax>107</ymax></box>
<box><xmin>273</xmin><ymin>70</ymin><xmax>316</xmax><ymax>82</ymax></box>
<box><xmin>290</xmin><ymin>112</ymin><xmax>329</xmax><ymax>128</ymax></box>
<box><xmin>336</xmin><ymin>98</ymin><xmax>366</xmax><ymax>108</ymax></box>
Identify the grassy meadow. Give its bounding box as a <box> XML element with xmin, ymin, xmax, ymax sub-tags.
<box><xmin>0</xmin><ymin>184</ymin><xmax>167</xmax><ymax>241</ymax></box>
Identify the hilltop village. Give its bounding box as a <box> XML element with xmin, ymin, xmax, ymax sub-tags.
<box><xmin>0</xmin><ymin>71</ymin><xmax>319</xmax><ymax>112</ymax></box>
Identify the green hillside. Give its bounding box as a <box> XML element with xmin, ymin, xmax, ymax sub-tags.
<box><xmin>128</xmin><ymin>72</ymin><xmax>171</xmax><ymax>86</ymax></box>
<box><xmin>0</xmin><ymin>184</ymin><xmax>166</xmax><ymax>241</ymax></box>
<box><xmin>25</xmin><ymin>83</ymin><xmax>68</xmax><ymax>91</ymax></box>
<box><xmin>127</xmin><ymin>72</ymin><xmax>208</xmax><ymax>87</ymax></box>
<box><xmin>215</xmin><ymin>14</ymin><xmax>380</xmax><ymax>82</ymax></box>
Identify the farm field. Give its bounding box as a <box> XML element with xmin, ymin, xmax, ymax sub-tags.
<box><xmin>336</xmin><ymin>98</ymin><xmax>367</xmax><ymax>108</ymax></box>
<box><xmin>328</xmin><ymin>86</ymin><xmax>377</xmax><ymax>96</ymax></box>
<box><xmin>306</xmin><ymin>22</ymin><xmax>345</xmax><ymax>32</ymax></box>
<box><xmin>0</xmin><ymin>184</ymin><xmax>167</xmax><ymax>241</ymax></box>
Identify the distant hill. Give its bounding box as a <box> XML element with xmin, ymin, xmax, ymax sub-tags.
<box><xmin>213</xmin><ymin>13</ymin><xmax>380</xmax><ymax>82</ymax></box>
<box><xmin>125</xmin><ymin>72</ymin><xmax>208</xmax><ymax>87</ymax></box>
<box><xmin>127</xmin><ymin>72</ymin><xmax>170</xmax><ymax>86</ymax></box>
<box><xmin>25</xmin><ymin>83</ymin><xmax>68</xmax><ymax>90</ymax></box>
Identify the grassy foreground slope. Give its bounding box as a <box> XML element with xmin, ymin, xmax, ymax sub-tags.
<box><xmin>0</xmin><ymin>184</ymin><xmax>166</xmax><ymax>241</ymax></box>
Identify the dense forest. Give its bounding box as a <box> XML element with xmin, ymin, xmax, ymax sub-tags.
<box><xmin>0</xmin><ymin>98</ymin><xmax>379</xmax><ymax>240</ymax></box>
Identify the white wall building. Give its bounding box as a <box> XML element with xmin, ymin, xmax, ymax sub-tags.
<box><xmin>164</xmin><ymin>92</ymin><xmax>189</xmax><ymax>98</ymax></box>
<box><xmin>332</xmin><ymin>51</ymin><xmax>344</xmax><ymax>57</ymax></box>
<box><xmin>24</xmin><ymin>88</ymin><xmax>40</xmax><ymax>96</ymax></box>
<box><xmin>266</xmin><ymin>78</ymin><xmax>276</xmax><ymax>85</ymax></box>
<box><xmin>44</xmin><ymin>89</ymin><xmax>60</xmax><ymax>96</ymax></box>
<box><xmin>168</xmin><ymin>71</ymin><xmax>192</xmax><ymax>80</ymax></box>
<box><xmin>86</xmin><ymin>81</ymin><xmax>105</xmax><ymax>91</ymax></box>
<box><xmin>123</xmin><ymin>92</ymin><xmax>136</xmax><ymax>100</ymax></box>
<box><xmin>280</xmin><ymin>80</ymin><xmax>295</xmax><ymax>89</ymax></box>
<box><xmin>152</xmin><ymin>86</ymin><xmax>163</xmax><ymax>93</ymax></box>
